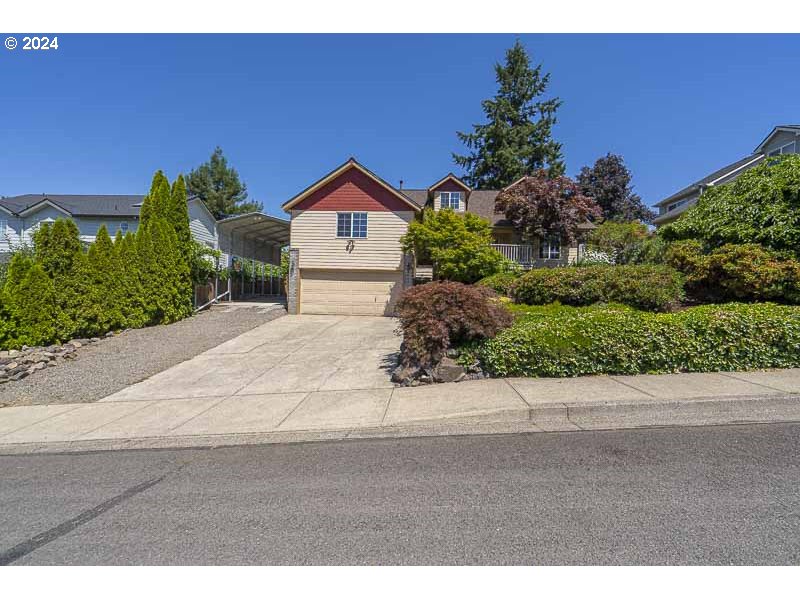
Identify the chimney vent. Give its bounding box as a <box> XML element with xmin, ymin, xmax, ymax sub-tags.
<box><xmin>399</xmin><ymin>179</ymin><xmax>404</xmax><ymax>190</ymax></box>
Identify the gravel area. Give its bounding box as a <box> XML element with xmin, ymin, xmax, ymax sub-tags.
<box><xmin>0</xmin><ymin>304</ymin><xmax>286</xmax><ymax>408</ymax></box>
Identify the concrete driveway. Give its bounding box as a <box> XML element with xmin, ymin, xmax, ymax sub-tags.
<box><xmin>101</xmin><ymin>315</ymin><xmax>400</xmax><ymax>402</ymax></box>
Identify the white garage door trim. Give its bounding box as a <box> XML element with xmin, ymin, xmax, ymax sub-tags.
<box><xmin>300</xmin><ymin>269</ymin><xmax>403</xmax><ymax>316</ymax></box>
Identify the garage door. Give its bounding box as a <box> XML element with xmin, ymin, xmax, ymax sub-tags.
<box><xmin>300</xmin><ymin>269</ymin><xmax>403</xmax><ymax>316</ymax></box>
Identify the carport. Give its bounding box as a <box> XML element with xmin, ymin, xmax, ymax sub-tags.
<box><xmin>209</xmin><ymin>212</ymin><xmax>291</xmax><ymax>306</ymax></box>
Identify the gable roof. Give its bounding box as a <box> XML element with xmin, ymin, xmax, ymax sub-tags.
<box><xmin>754</xmin><ymin>125</ymin><xmax>800</xmax><ymax>153</ymax></box>
<box><xmin>428</xmin><ymin>173</ymin><xmax>471</xmax><ymax>193</ymax></box>
<box><xmin>654</xmin><ymin>153</ymin><xmax>765</xmax><ymax>208</ymax></box>
<box><xmin>0</xmin><ymin>194</ymin><xmax>147</xmax><ymax>217</ymax></box>
<box><xmin>282</xmin><ymin>158</ymin><xmax>422</xmax><ymax>213</ymax></box>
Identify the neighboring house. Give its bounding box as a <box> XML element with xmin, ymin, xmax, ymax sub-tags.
<box><xmin>282</xmin><ymin>158</ymin><xmax>594</xmax><ymax>316</ymax></box>
<box><xmin>0</xmin><ymin>194</ymin><xmax>217</xmax><ymax>253</ymax></box>
<box><xmin>0</xmin><ymin>194</ymin><xmax>288</xmax><ymax>274</ymax></box>
<box><xmin>654</xmin><ymin>125</ymin><xmax>800</xmax><ymax>226</ymax></box>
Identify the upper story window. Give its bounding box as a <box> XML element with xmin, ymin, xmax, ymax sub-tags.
<box><xmin>666</xmin><ymin>198</ymin><xmax>690</xmax><ymax>212</ymax></box>
<box><xmin>439</xmin><ymin>191</ymin><xmax>462</xmax><ymax>210</ymax></box>
<box><xmin>337</xmin><ymin>212</ymin><xmax>368</xmax><ymax>238</ymax></box>
<box><xmin>768</xmin><ymin>140</ymin><xmax>797</xmax><ymax>157</ymax></box>
<box><xmin>539</xmin><ymin>234</ymin><xmax>561</xmax><ymax>260</ymax></box>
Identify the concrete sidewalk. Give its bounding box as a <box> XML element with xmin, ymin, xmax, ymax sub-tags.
<box><xmin>1</xmin><ymin>369</ymin><xmax>799</xmax><ymax>455</ymax></box>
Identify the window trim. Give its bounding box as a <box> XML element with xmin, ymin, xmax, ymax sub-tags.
<box><xmin>336</xmin><ymin>211</ymin><xmax>368</xmax><ymax>239</ymax></box>
<box><xmin>539</xmin><ymin>234</ymin><xmax>561</xmax><ymax>260</ymax></box>
<box><xmin>439</xmin><ymin>191</ymin><xmax>462</xmax><ymax>210</ymax></box>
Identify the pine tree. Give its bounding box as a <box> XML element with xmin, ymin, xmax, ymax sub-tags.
<box><xmin>186</xmin><ymin>147</ymin><xmax>263</xmax><ymax>218</ymax></box>
<box><xmin>453</xmin><ymin>40</ymin><xmax>564</xmax><ymax>188</ymax></box>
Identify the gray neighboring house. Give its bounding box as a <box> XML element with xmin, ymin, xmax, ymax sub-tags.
<box><xmin>653</xmin><ymin>124</ymin><xmax>800</xmax><ymax>226</ymax></box>
<box><xmin>0</xmin><ymin>194</ymin><xmax>218</xmax><ymax>257</ymax></box>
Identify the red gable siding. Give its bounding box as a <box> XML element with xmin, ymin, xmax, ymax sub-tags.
<box><xmin>294</xmin><ymin>166</ymin><xmax>411</xmax><ymax>212</ymax></box>
<box><xmin>431</xmin><ymin>178</ymin><xmax>469</xmax><ymax>194</ymax></box>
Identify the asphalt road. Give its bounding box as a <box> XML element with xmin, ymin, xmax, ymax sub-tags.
<box><xmin>2</xmin><ymin>423</ymin><xmax>799</xmax><ymax>565</ymax></box>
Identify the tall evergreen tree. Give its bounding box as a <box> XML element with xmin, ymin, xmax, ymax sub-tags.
<box><xmin>117</xmin><ymin>231</ymin><xmax>148</xmax><ymax>329</ymax></box>
<box><xmin>140</xmin><ymin>170</ymin><xmax>171</xmax><ymax>229</ymax></box>
<box><xmin>34</xmin><ymin>218</ymin><xmax>85</xmax><ymax>340</ymax></box>
<box><xmin>453</xmin><ymin>40</ymin><xmax>564</xmax><ymax>189</ymax></box>
<box><xmin>169</xmin><ymin>174</ymin><xmax>193</xmax><ymax>266</ymax></box>
<box><xmin>81</xmin><ymin>225</ymin><xmax>125</xmax><ymax>335</ymax></box>
<box><xmin>186</xmin><ymin>147</ymin><xmax>262</xmax><ymax>218</ymax></box>
<box><xmin>3</xmin><ymin>255</ymin><xmax>57</xmax><ymax>347</ymax></box>
<box><xmin>577</xmin><ymin>153</ymin><xmax>656</xmax><ymax>223</ymax></box>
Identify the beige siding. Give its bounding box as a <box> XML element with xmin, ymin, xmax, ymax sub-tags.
<box><xmin>290</xmin><ymin>210</ymin><xmax>413</xmax><ymax>270</ymax></box>
<box><xmin>433</xmin><ymin>192</ymin><xmax>465</xmax><ymax>212</ymax></box>
<box><xmin>300</xmin><ymin>269</ymin><xmax>403</xmax><ymax>316</ymax></box>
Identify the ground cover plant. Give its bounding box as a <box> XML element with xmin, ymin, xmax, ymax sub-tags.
<box><xmin>460</xmin><ymin>302</ymin><xmax>800</xmax><ymax>378</ymax></box>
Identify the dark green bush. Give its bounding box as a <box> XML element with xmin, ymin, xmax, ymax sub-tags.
<box><xmin>512</xmin><ymin>264</ymin><xmax>684</xmax><ymax>311</ymax></box>
<box><xmin>666</xmin><ymin>242</ymin><xmax>800</xmax><ymax>304</ymax></box>
<box><xmin>395</xmin><ymin>281</ymin><xmax>513</xmax><ymax>370</ymax></box>
<box><xmin>476</xmin><ymin>271</ymin><xmax>520</xmax><ymax>296</ymax></box>
<box><xmin>465</xmin><ymin>303</ymin><xmax>800</xmax><ymax>377</ymax></box>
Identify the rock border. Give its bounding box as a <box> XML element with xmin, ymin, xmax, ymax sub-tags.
<box><xmin>0</xmin><ymin>332</ymin><xmax>117</xmax><ymax>385</ymax></box>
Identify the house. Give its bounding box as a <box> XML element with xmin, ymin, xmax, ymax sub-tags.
<box><xmin>0</xmin><ymin>194</ymin><xmax>289</xmax><ymax>278</ymax></box>
<box><xmin>282</xmin><ymin>158</ymin><xmax>593</xmax><ymax>316</ymax></box>
<box><xmin>653</xmin><ymin>125</ymin><xmax>800</xmax><ymax>226</ymax></box>
<box><xmin>0</xmin><ymin>194</ymin><xmax>218</xmax><ymax>254</ymax></box>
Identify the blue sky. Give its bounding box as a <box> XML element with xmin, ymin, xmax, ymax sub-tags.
<box><xmin>1</xmin><ymin>34</ymin><xmax>798</xmax><ymax>217</ymax></box>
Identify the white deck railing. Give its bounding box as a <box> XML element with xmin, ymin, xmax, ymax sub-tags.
<box><xmin>491</xmin><ymin>244</ymin><xmax>535</xmax><ymax>265</ymax></box>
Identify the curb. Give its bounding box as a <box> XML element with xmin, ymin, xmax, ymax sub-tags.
<box><xmin>0</xmin><ymin>392</ymin><xmax>798</xmax><ymax>456</ymax></box>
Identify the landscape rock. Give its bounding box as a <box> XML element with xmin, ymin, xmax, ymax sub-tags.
<box><xmin>391</xmin><ymin>364</ymin><xmax>421</xmax><ymax>385</ymax></box>
<box><xmin>432</xmin><ymin>357</ymin><xmax>466</xmax><ymax>383</ymax></box>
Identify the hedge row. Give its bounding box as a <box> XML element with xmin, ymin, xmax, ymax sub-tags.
<box><xmin>0</xmin><ymin>171</ymin><xmax>194</xmax><ymax>350</ymax></box>
<box><xmin>665</xmin><ymin>241</ymin><xmax>800</xmax><ymax>304</ymax></box>
<box><xmin>512</xmin><ymin>264</ymin><xmax>684</xmax><ymax>311</ymax></box>
<box><xmin>462</xmin><ymin>303</ymin><xmax>800</xmax><ymax>378</ymax></box>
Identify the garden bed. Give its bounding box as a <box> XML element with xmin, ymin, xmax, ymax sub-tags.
<box><xmin>457</xmin><ymin>302</ymin><xmax>800</xmax><ymax>378</ymax></box>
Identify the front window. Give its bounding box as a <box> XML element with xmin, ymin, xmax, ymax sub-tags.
<box><xmin>439</xmin><ymin>191</ymin><xmax>461</xmax><ymax>210</ymax></box>
<box><xmin>337</xmin><ymin>212</ymin><xmax>368</xmax><ymax>238</ymax></box>
<box><xmin>120</xmin><ymin>222</ymin><xmax>129</xmax><ymax>234</ymax></box>
<box><xmin>768</xmin><ymin>141</ymin><xmax>797</xmax><ymax>157</ymax></box>
<box><xmin>0</xmin><ymin>219</ymin><xmax>6</xmax><ymax>240</ymax></box>
<box><xmin>539</xmin><ymin>234</ymin><xmax>561</xmax><ymax>260</ymax></box>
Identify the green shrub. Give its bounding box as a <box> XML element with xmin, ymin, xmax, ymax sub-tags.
<box><xmin>666</xmin><ymin>242</ymin><xmax>800</xmax><ymax>304</ymax></box>
<box><xmin>466</xmin><ymin>303</ymin><xmax>800</xmax><ymax>377</ymax></box>
<box><xmin>401</xmin><ymin>209</ymin><xmax>507</xmax><ymax>283</ymax></box>
<box><xmin>395</xmin><ymin>281</ymin><xmax>513</xmax><ymax>370</ymax></box>
<box><xmin>476</xmin><ymin>271</ymin><xmax>520</xmax><ymax>296</ymax></box>
<box><xmin>2</xmin><ymin>255</ymin><xmax>57</xmax><ymax>347</ymax></box>
<box><xmin>512</xmin><ymin>264</ymin><xmax>684</xmax><ymax>311</ymax></box>
<box><xmin>587</xmin><ymin>221</ymin><xmax>649</xmax><ymax>263</ymax></box>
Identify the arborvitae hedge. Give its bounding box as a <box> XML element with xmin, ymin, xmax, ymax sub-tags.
<box><xmin>0</xmin><ymin>170</ymin><xmax>198</xmax><ymax>350</ymax></box>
